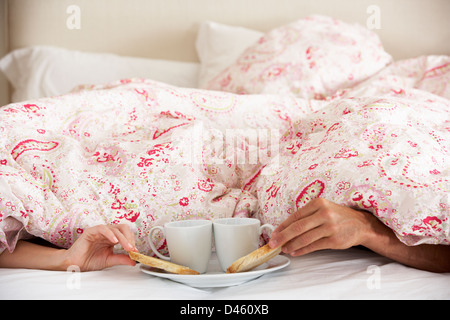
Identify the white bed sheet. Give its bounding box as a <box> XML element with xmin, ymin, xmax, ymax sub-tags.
<box><xmin>1</xmin><ymin>248</ymin><xmax>448</xmax><ymax>300</ymax></box>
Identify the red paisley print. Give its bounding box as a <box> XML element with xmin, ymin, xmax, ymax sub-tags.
<box><xmin>11</xmin><ymin>139</ymin><xmax>59</xmax><ymax>160</ymax></box>
<box><xmin>295</xmin><ymin>180</ymin><xmax>325</xmax><ymax>208</ymax></box>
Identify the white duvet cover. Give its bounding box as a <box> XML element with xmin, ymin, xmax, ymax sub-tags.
<box><xmin>1</xmin><ymin>59</ymin><xmax>449</xmax><ymax>256</ymax></box>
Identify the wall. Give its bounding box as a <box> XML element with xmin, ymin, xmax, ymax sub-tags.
<box><xmin>0</xmin><ymin>0</ymin><xmax>9</xmax><ymax>107</ymax></box>
<box><xmin>6</xmin><ymin>0</ymin><xmax>450</xmax><ymax>62</ymax></box>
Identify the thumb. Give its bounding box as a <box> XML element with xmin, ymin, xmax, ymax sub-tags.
<box><xmin>106</xmin><ymin>253</ymin><xmax>137</xmax><ymax>268</ymax></box>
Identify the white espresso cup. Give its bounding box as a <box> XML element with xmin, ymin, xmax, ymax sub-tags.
<box><xmin>213</xmin><ymin>218</ymin><xmax>275</xmax><ymax>272</ymax></box>
<box><xmin>148</xmin><ymin>219</ymin><xmax>212</xmax><ymax>274</ymax></box>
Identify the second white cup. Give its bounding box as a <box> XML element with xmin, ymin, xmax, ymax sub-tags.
<box><xmin>213</xmin><ymin>218</ymin><xmax>275</xmax><ymax>272</ymax></box>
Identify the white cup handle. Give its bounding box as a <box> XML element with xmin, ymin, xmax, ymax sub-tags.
<box><xmin>148</xmin><ymin>226</ymin><xmax>171</xmax><ymax>261</ymax></box>
<box><xmin>260</xmin><ymin>223</ymin><xmax>276</xmax><ymax>235</ymax></box>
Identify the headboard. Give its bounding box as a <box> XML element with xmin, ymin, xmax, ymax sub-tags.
<box><xmin>1</xmin><ymin>0</ymin><xmax>449</xmax><ymax>106</ymax></box>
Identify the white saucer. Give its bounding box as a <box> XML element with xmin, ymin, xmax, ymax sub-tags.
<box><xmin>140</xmin><ymin>253</ymin><xmax>290</xmax><ymax>288</ymax></box>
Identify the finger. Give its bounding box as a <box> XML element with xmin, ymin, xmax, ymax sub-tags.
<box><xmin>110</xmin><ymin>226</ymin><xmax>136</xmax><ymax>252</ymax></box>
<box><xmin>93</xmin><ymin>225</ymin><xmax>120</xmax><ymax>244</ymax></box>
<box><xmin>269</xmin><ymin>213</ymin><xmax>322</xmax><ymax>249</ymax></box>
<box><xmin>289</xmin><ymin>237</ymin><xmax>332</xmax><ymax>257</ymax></box>
<box><xmin>114</xmin><ymin>224</ymin><xmax>137</xmax><ymax>251</ymax></box>
<box><xmin>280</xmin><ymin>226</ymin><xmax>326</xmax><ymax>254</ymax></box>
<box><xmin>273</xmin><ymin>198</ymin><xmax>323</xmax><ymax>235</ymax></box>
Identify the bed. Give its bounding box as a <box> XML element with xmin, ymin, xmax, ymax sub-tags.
<box><xmin>0</xmin><ymin>0</ymin><xmax>449</xmax><ymax>301</ymax></box>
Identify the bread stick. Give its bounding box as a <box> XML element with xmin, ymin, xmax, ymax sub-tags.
<box><xmin>226</xmin><ymin>244</ymin><xmax>282</xmax><ymax>273</ymax></box>
<box><xmin>129</xmin><ymin>251</ymin><xmax>199</xmax><ymax>275</ymax></box>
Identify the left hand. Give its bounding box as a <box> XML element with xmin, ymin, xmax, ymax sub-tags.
<box><xmin>268</xmin><ymin>198</ymin><xmax>372</xmax><ymax>256</ymax></box>
<box><xmin>61</xmin><ymin>224</ymin><xmax>138</xmax><ymax>271</ymax></box>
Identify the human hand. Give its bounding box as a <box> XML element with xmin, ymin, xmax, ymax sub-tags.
<box><xmin>62</xmin><ymin>224</ymin><xmax>137</xmax><ymax>271</ymax></box>
<box><xmin>268</xmin><ymin>198</ymin><xmax>371</xmax><ymax>256</ymax></box>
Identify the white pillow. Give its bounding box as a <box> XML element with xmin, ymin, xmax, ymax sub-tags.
<box><xmin>196</xmin><ymin>21</ymin><xmax>263</xmax><ymax>88</ymax></box>
<box><xmin>0</xmin><ymin>46</ymin><xmax>200</xmax><ymax>103</ymax></box>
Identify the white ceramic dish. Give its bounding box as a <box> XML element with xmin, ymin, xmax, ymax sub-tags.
<box><xmin>140</xmin><ymin>253</ymin><xmax>290</xmax><ymax>288</ymax></box>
